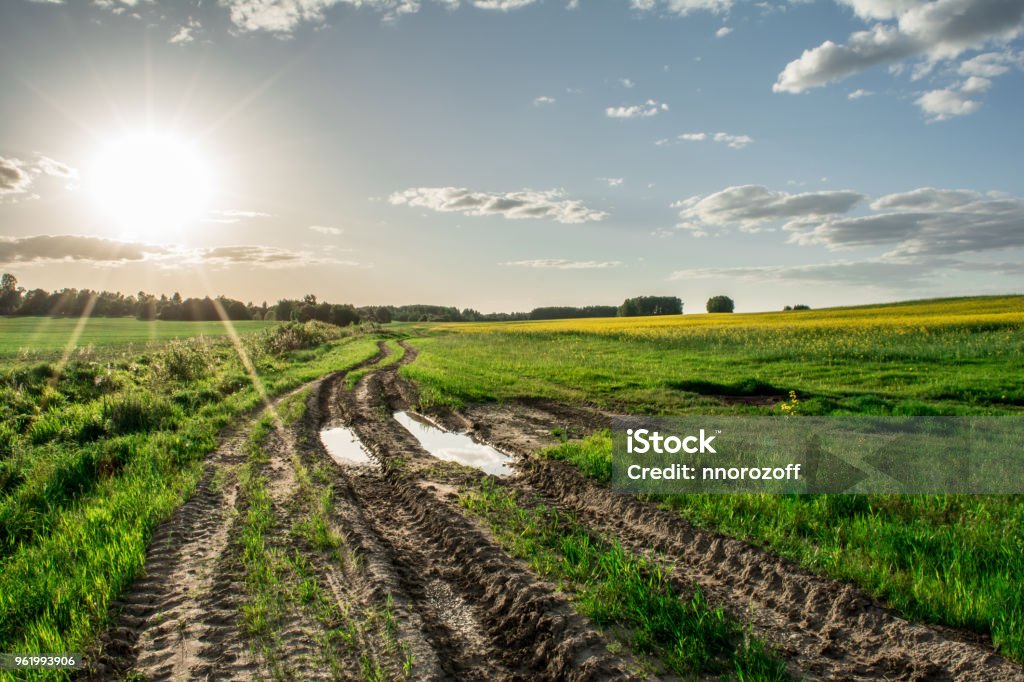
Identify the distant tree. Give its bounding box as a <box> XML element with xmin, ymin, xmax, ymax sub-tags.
<box><xmin>783</xmin><ymin>305</ymin><xmax>793</xmax><ymax>311</ymax></box>
<box><xmin>793</xmin><ymin>304</ymin><xmax>811</xmax><ymax>310</ymax></box>
<box><xmin>0</xmin><ymin>273</ymin><xmax>22</xmax><ymax>315</ymax></box>
<box><xmin>618</xmin><ymin>296</ymin><xmax>683</xmax><ymax>317</ymax></box>
<box><xmin>530</xmin><ymin>306</ymin><xmax>618</xmax><ymax>320</ymax></box>
<box><xmin>706</xmin><ymin>295</ymin><xmax>735</xmax><ymax>313</ymax></box>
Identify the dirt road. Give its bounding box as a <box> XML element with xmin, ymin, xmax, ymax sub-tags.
<box><xmin>90</xmin><ymin>341</ymin><xmax>1024</xmax><ymax>681</ymax></box>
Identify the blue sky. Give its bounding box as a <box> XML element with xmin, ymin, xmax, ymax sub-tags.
<box><xmin>0</xmin><ymin>0</ymin><xmax>1022</xmax><ymax>312</ymax></box>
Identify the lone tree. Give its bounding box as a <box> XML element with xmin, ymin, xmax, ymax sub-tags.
<box><xmin>706</xmin><ymin>295</ymin><xmax>735</xmax><ymax>313</ymax></box>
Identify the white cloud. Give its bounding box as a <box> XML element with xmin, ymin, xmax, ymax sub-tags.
<box><xmin>601</xmin><ymin>177</ymin><xmax>624</xmax><ymax>187</ymax></box>
<box><xmin>915</xmin><ymin>75</ymin><xmax>992</xmax><ymax>120</ymax></box>
<box><xmin>389</xmin><ymin>186</ymin><xmax>608</xmax><ymax>224</ymax></box>
<box><xmin>619</xmin><ymin>78</ymin><xmax>635</xmax><ymax>88</ymax></box>
<box><xmin>958</xmin><ymin>49</ymin><xmax>1023</xmax><ymax>75</ymax></box>
<box><xmin>715</xmin><ymin>26</ymin><xmax>733</xmax><ymax>37</ymax></box>
<box><xmin>501</xmin><ymin>258</ymin><xmax>621</xmax><ymax>269</ymax></box>
<box><xmin>674</xmin><ymin>131</ymin><xmax>753</xmax><ymax>149</ymax></box>
<box><xmin>471</xmin><ymin>0</ymin><xmax>539</xmax><ymax>9</ymax></box>
<box><xmin>606</xmin><ymin>99</ymin><xmax>669</xmax><ymax>118</ymax></box>
<box><xmin>204</xmin><ymin>209</ymin><xmax>272</xmax><ymax>224</ymax></box>
<box><xmin>674</xmin><ymin>185</ymin><xmax>866</xmax><ymax>233</ymax></box>
<box><xmin>309</xmin><ymin>225</ymin><xmax>343</xmax><ymax>235</ymax></box>
<box><xmin>170</xmin><ymin>17</ymin><xmax>200</xmax><ymax>44</ymax></box>
<box><xmin>533</xmin><ymin>95</ymin><xmax>556</xmax><ymax>106</ymax></box>
<box><xmin>775</xmin><ymin>0</ymin><xmax>1024</xmax><ymax>100</ymax></box>
<box><xmin>848</xmin><ymin>88</ymin><xmax>874</xmax><ymax>98</ymax></box>
<box><xmin>631</xmin><ymin>0</ymin><xmax>732</xmax><ymax>15</ymax></box>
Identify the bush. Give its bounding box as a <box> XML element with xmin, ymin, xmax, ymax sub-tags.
<box><xmin>157</xmin><ymin>338</ymin><xmax>212</xmax><ymax>382</ymax></box>
<box><xmin>706</xmin><ymin>295</ymin><xmax>735</xmax><ymax>313</ymax></box>
<box><xmin>264</xmin><ymin>321</ymin><xmax>341</xmax><ymax>355</ymax></box>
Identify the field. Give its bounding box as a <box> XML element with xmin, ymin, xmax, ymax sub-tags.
<box><xmin>0</xmin><ymin>317</ymin><xmax>275</xmax><ymax>357</ymax></box>
<box><xmin>1</xmin><ymin>298</ymin><xmax>1022</xmax><ymax>681</ymax></box>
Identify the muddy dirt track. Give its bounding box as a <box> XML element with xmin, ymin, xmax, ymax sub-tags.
<box><xmin>88</xmin><ymin>341</ymin><xmax>1024</xmax><ymax>681</ymax></box>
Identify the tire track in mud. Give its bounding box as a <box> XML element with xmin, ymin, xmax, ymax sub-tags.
<box><xmin>444</xmin><ymin>401</ymin><xmax>1024</xmax><ymax>682</ymax></box>
<box><xmin>313</xmin><ymin>341</ymin><xmax>643</xmax><ymax>681</ymax></box>
<box><xmin>87</xmin><ymin>344</ymin><xmax>389</xmax><ymax>681</ymax></box>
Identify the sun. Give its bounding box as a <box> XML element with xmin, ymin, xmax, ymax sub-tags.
<box><xmin>90</xmin><ymin>131</ymin><xmax>213</xmax><ymax>237</ymax></box>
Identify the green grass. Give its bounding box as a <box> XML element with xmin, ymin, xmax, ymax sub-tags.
<box><xmin>460</xmin><ymin>479</ymin><xmax>790</xmax><ymax>680</ymax></box>
<box><xmin>398</xmin><ymin>296</ymin><xmax>1024</xmax><ymax>663</ymax></box>
<box><xmin>541</xmin><ymin>434</ymin><xmax>1024</xmax><ymax>663</ymax></box>
<box><xmin>0</xmin><ymin>317</ymin><xmax>276</xmax><ymax>357</ymax></box>
<box><xmin>400</xmin><ymin>296</ymin><xmax>1024</xmax><ymax>415</ymax></box>
<box><xmin>0</xmin><ymin>323</ymin><xmax>382</xmax><ymax>681</ymax></box>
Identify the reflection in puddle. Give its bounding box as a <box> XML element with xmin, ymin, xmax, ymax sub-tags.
<box><xmin>393</xmin><ymin>411</ymin><xmax>513</xmax><ymax>477</ymax></box>
<box><xmin>319</xmin><ymin>425</ymin><xmax>375</xmax><ymax>466</ymax></box>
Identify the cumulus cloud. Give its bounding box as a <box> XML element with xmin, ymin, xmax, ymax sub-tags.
<box><xmin>716</xmin><ymin>26</ymin><xmax>733</xmax><ymax>37</ymax></box>
<box><xmin>789</xmin><ymin>188</ymin><xmax>1024</xmax><ymax>256</ymax></box>
<box><xmin>774</xmin><ymin>0</ymin><xmax>1024</xmax><ymax>104</ymax></box>
<box><xmin>631</xmin><ymin>0</ymin><xmax>732</xmax><ymax>15</ymax></box>
<box><xmin>501</xmin><ymin>258</ymin><xmax>622</xmax><ymax>269</ymax></box>
<box><xmin>606</xmin><ymin>99</ymin><xmax>669</xmax><ymax>118</ymax></box>
<box><xmin>674</xmin><ymin>185</ymin><xmax>865</xmax><ymax>234</ymax></box>
<box><xmin>601</xmin><ymin>177</ymin><xmax>625</xmax><ymax>187</ymax></box>
<box><xmin>848</xmin><ymin>88</ymin><xmax>874</xmax><ymax>98</ymax></box>
<box><xmin>957</xmin><ymin>49</ymin><xmax>1024</xmax><ymax>75</ymax></box>
<box><xmin>675</xmin><ymin>131</ymin><xmax>753</xmax><ymax>149</ymax></box>
<box><xmin>309</xmin><ymin>225</ymin><xmax>343</xmax><ymax>235</ymax></box>
<box><xmin>533</xmin><ymin>95</ymin><xmax>556</xmax><ymax>106</ymax></box>
<box><xmin>389</xmin><ymin>186</ymin><xmax>608</xmax><ymax>224</ymax></box>
<box><xmin>0</xmin><ymin>235</ymin><xmax>168</xmax><ymax>264</ymax></box>
<box><xmin>220</xmin><ymin>0</ymin><xmax>539</xmax><ymax>32</ymax></box>
<box><xmin>0</xmin><ymin>154</ymin><xmax>79</xmax><ymax>200</ymax></box>
<box><xmin>915</xmin><ymin>75</ymin><xmax>992</xmax><ymax>120</ymax></box>
<box><xmin>170</xmin><ymin>17</ymin><xmax>200</xmax><ymax>44</ymax></box>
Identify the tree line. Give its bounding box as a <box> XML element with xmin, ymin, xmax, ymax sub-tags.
<box><xmin>0</xmin><ymin>273</ymin><xmax>695</xmax><ymax>324</ymax></box>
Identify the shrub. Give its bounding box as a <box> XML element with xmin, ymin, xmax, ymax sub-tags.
<box><xmin>157</xmin><ymin>338</ymin><xmax>212</xmax><ymax>382</ymax></box>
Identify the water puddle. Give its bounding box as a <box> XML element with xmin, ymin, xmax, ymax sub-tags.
<box><xmin>319</xmin><ymin>425</ymin><xmax>376</xmax><ymax>467</ymax></box>
<box><xmin>393</xmin><ymin>411</ymin><xmax>513</xmax><ymax>477</ymax></box>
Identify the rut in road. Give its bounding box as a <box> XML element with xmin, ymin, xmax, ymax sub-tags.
<box><xmin>88</xmin><ymin>344</ymin><xmax>389</xmax><ymax>681</ymax></box>
<box><xmin>314</xmin><ymin>341</ymin><xmax>643</xmax><ymax>681</ymax></box>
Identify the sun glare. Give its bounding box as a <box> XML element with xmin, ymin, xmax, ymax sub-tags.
<box><xmin>90</xmin><ymin>132</ymin><xmax>213</xmax><ymax>236</ymax></box>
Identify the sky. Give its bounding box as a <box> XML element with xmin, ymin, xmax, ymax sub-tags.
<box><xmin>0</xmin><ymin>0</ymin><xmax>1022</xmax><ymax>313</ymax></box>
